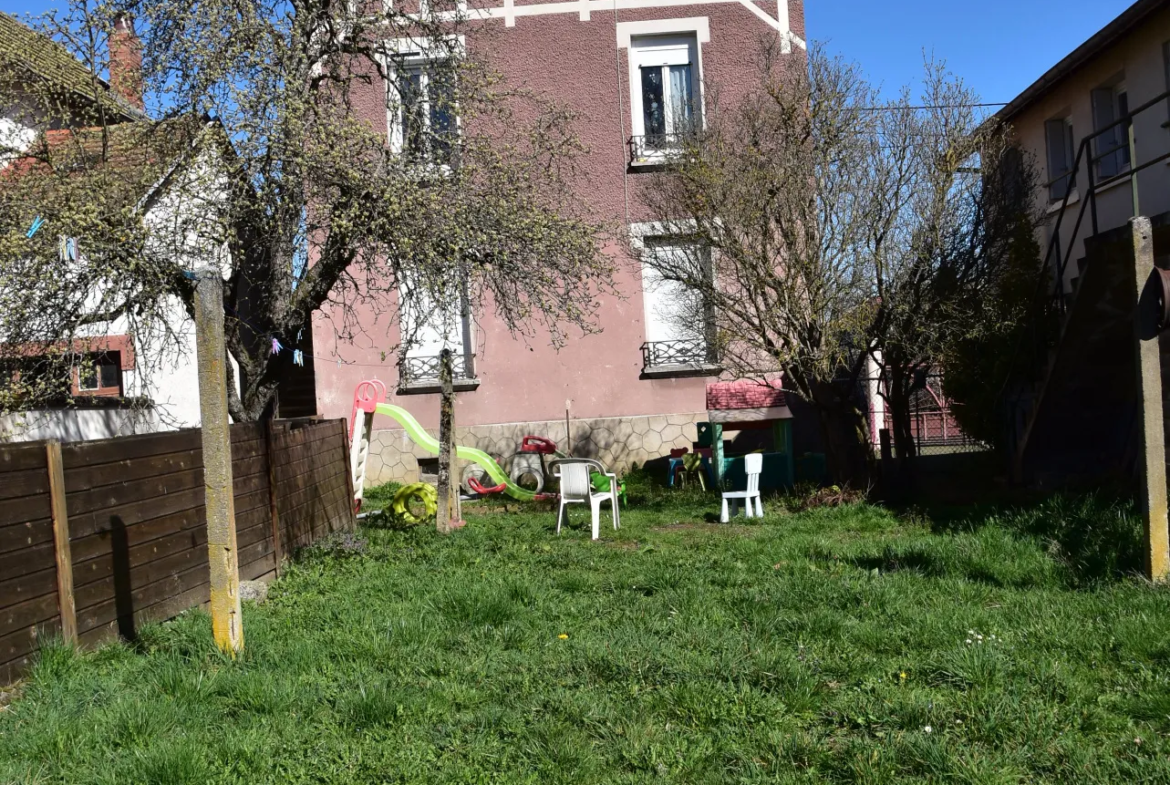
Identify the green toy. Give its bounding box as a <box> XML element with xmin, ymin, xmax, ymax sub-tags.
<box><xmin>391</xmin><ymin>482</ymin><xmax>438</xmax><ymax>525</ymax></box>
<box><xmin>590</xmin><ymin>471</ymin><xmax>627</xmax><ymax>506</ymax></box>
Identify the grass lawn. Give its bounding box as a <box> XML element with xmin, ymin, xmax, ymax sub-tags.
<box><xmin>3</xmin><ymin>483</ymin><xmax>1170</xmax><ymax>783</ymax></box>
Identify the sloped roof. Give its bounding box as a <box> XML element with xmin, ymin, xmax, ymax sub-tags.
<box><xmin>997</xmin><ymin>0</ymin><xmax>1167</xmax><ymax>123</ymax></box>
<box><xmin>706</xmin><ymin>379</ymin><xmax>786</xmax><ymax>411</ymax></box>
<box><xmin>0</xmin><ymin>11</ymin><xmax>142</xmax><ymax>121</ymax></box>
<box><xmin>2</xmin><ymin>116</ymin><xmax>212</xmax><ymax>217</ymax></box>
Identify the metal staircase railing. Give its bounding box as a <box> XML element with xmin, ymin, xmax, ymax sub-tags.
<box><xmin>1001</xmin><ymin>88</ymin><xmax>1170</xmax><ymax>475</ymax></box>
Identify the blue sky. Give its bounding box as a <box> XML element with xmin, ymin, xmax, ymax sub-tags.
<box><xmin>806</xmin><ymin>0</ymin><xmax>1137</xmax><ymax>103</ymax></box>
<box><xmin>2</xmin><ymin>0</ymin><xmax>1139</xmax><ymax>103</ymax></box>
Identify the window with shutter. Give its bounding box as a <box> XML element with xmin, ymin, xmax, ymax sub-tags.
<box><xmin>1045</xmin><ymin>117</ymin><xmax>1074</xmax><ymax>202</ymax></box>
<box><xmin>1091</xmin><ymin>83</ymin><xmax>1129</xmax><ymax>180</ymax></box>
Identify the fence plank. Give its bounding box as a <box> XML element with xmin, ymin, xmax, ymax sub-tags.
<box><xmin>46</xmin><ymin>442</ymin><xmax>77</xmax><ymax>644</ymax></box>
<box><xmin>0</xmin><ymin>519</ymin><xmax>54</xmax><ymax>558</ymax></box>
<box><xmin>0</xmin><ymin>468</ymin><xmax>51</xmax><ymax>501</ymax></box>
<box><xmin>69</xmin><ymin>507</ymin><xmax>203</xmax><ymax>564</ymax></box>
<box><xmin>265</xmin><ymin>422</ymin><xmax>283</xmax><ymax>576</ymax></box>
<box><xmin>59</xmin><ymin>429</ymin><xmax>202</xmax><ymax>468</ymax></box>
<box><xmin>65</xmin><ymin>448</ymin><xmax>202</xmax><ymax>494</ymax></box>
<box><xmin>0</xmin><ymin>417</ymin><xmax>351</xmax><ymax>682</ymax></box>
<box><xmin>0</xmin><ymin>542</ymin><xmax>55</xmax><ymax>582</ymax></box>
<box><xmin>0</xmin><ymin>592</ymin><xmax>60</xmax><ymax>638</ymax></box>
<box><xmin>0</xmin><ymin>618</ymin><xmax>60</xmax><ymax>681</ymax></box>
<box><xmin>0</xmin><ymin>495</ymin><xmax>53</xmax><ymax>530</ymax></box>
<box><xmin>0</xmin><ymin>442</ymin><xmax>51</xmax><ymax>472</ymax></box>
<box><xmin>72</xmin><ymin>524</ymin><xmax>206</xmax><ymax>592</ymax></box>
<box><xmin>67</xmin><ymin>487</ymin><xmax>205</xmax><ymax>541</ymax></box>
<box><xmin>77</xmin><ymin>560</ymin><xmax>210</xmax><ymax>637</ymax></box>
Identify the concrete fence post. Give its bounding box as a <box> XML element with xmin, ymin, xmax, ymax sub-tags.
<box><xmin>1129</xmin><ymin>217</ymin><xmax>1169</xmax><ymax>582</ymax></box>
<box><xmin>193</xmin><ymin>269</ymin><xmax>244</xmax><ymax>653</ymax></box>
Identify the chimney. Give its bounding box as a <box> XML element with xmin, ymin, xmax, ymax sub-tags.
<box><xmin>109</xmin><ymin>14</ymin><xmax>143</xmax><ymax>112</ymax></box>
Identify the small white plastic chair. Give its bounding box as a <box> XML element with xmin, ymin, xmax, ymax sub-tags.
<box><xmin>721</xmin><ymin>453</ymin><xmax>763</xmax><ymax>522</ymax></box>
<box><xmin>551</xmin><ymin>459</ymin><xmax>619</xmax><ymax>540</ymax></box>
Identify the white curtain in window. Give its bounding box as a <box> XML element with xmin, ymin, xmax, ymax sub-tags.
<box><xmin>667</xmin><ymin>64</ymin><xmax>693</xmax><ymax>132</ymax></box>
<box><xmin>641</xmin><ymin>244</ymin><xmax>704</xmax><ymax>344</ymax></box>
<box><xmin>399</xmin><ymin>276</ymin><xmax>465</xmax><ymax>357</ymax></box>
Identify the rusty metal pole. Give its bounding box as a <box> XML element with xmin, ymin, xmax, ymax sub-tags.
<box><xmin>193</xmin><ymin>270</ymin><xmax>244</xmax><ymax>653</ymax></box>
<box><xmin>1130</xmin><ymin>217</ymin><xmax>1169</xmax><ymax>582</ymax></box>
<box><xmin>435</xmin><ymin>349</ymin><xmax>462</xmax><ymax>533</ymax></box>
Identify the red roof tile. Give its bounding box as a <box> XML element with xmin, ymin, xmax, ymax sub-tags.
<box><xmin>706</xmin><ymin>379</ymin><xmax>786</xmax><ymax>411</ymax></box>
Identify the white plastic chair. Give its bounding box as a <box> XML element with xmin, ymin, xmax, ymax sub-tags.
<box><xmin>551</xmin><ymin>459</ymin><xmax>619</xmax><ymax>540</ymax></box>
<box><xmin>721</xmin><ymin>453</ymin><xmax>763</xmax><ymax>522</ymax></box>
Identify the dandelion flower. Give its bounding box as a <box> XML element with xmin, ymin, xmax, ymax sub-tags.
<box><xmin>558</xmin><ymin>634</ymin><xmax>569</xmax><ymax>640</ymax></box>
<box><xmin>899</xmin><ymin>672</ymin><xmax>907</xmax><ymax>681</ymax></box>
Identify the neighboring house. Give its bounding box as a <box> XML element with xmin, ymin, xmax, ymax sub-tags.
<box><xmin>996</xmin><ymin>0</ymin><xmax>1170</xmax><ymax>482</ymax></box>
<box><xmin>0</xmin><ymin>15</ymin><xmax>228</xmax><ymax>442</ymax></box>
<box><xmin>314</xmin><ymin>0</ymin><xmax>808</xmax><ymax>484</ymax></box>
<box><xmin>1000</xmin><ymin>0</ymin><xmax>1170</xmax><ymax>289</ymax></box>
<box><xmin>0</xmin><ymin>12</ymin><xmax>144</xmax><ymax>161</ymax></box>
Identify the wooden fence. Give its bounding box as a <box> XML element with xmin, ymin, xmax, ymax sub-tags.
<box><xmin>0</xmin><ymin>418</ymin><xmax>355</xmax><ymax>683</ymax></box>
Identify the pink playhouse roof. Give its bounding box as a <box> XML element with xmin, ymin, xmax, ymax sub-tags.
<box><xmin>706</xmin><ymin>379</ymin><xmax>787</xmax><ymax>411</ymax></box>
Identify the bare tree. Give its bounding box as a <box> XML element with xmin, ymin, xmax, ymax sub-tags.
<box><xmin>633</xmin><ymin>45</ymin><xmax>1037</xmax><ymax>484</ymax></box>
<box><xmin>0</xmin><ymin>0</ymin><xmax>613</xmax><ymax>421</ymax></box>
<box><xmin>872</xmin><ymin>63</ymin><xmax>1041</xmax><ymax>465</ymax></box>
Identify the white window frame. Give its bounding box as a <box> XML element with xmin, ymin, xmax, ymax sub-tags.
<box><xmin>620</xmin><ymin>20</ymin><xmax>707</xmax><ymax>164</ymax></box>
<box><xmin>629</xmin><ymin>222</ymin><xmax>715</xmax><ymax>362</ymax></box>
<box><xmin>397</xmin><ymin>270</ymin><xmax>475</xmax><ymax>389</ymax></box>
<box><xmin>382</xmin><ymin>36</ymin><xmax>464</xmax><ymax>162</ymax></box>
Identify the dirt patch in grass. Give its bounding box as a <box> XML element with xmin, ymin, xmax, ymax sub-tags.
<box><xmin>0</xmin><ymin>684</ymin><xmax>21</xmax><ymax>711</ymax></box>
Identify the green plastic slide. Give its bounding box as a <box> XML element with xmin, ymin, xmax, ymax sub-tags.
<box><xmin>374</xmin><ymin>403</ymin><xmax>536</xmax><ymax>501</ymax></box>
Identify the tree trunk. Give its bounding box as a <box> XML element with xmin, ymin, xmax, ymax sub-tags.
<box><xmin>436</xmin><ymin>349</ymin><xmax>463</xmax><ymax>533</ymax></box>
<box><xmin>886</xmin><ymin>363</ymin><xmax>918</xmax><ymax>464</ymax></box>
<box><xmin>806</xmin><ymin>378</ymin><xmax>873</xmax><ymax>489</ymax></box>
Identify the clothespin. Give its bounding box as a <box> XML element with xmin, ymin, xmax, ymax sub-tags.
<box><xmin>26</xmin><ymin>216</ymin><xmax>44</xmax><ymax>238</ymax></box>
<box><xmin>297</xmin><ymin>328</ymin><xmax>303</xmax><ymax>342</ymax></box>
<box><xmin>271</xmin><ymin>338</ymin><xmax>283</xmax><ymax>355</ymax></box>
<box><xmin>293</xmin><ymin>349</ymin><xmax>304</xmax><ymax>367</ymax></box>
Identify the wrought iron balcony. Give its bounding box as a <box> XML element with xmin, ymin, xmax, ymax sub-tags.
<box><xmin>627</xmin><ymin>133</ymin><xmax>696</xmax><ymax>166</ymax></box>
<box><xmin>399</xmin><ymin>352</ymin><xmax>477</xmax><ymax>391</ymax></box>
<box><xmin>640</xmin><ymin>339</ymin><xmax>719</xmax><ymax>378</ymax></box>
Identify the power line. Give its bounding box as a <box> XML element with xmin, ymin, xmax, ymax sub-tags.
<box><xmin>858</xmin><ymin>102</ymin><xmax>1009</xmax><ymax>111</ymax></box>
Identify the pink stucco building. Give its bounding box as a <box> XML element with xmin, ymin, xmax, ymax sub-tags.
<box><xmin>311</xmin><ymin>0</ymin><xmax>807</xmax><ymax>485</ymax></box>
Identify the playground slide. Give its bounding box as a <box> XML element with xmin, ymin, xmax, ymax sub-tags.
<box><xmin>373</xmin><ymin>403</ymin><xmax>537</xmax><ymax>502</ymax></box>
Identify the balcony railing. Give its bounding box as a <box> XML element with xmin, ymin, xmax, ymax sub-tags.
<box><xmin>627</xmin><ymin>133</ymin><xmax>697</xmax><ymax>166</ymax></box>
<box><xmin>640</xmin><ymin>339</ymin><xmax>718</xmax><ymax>373</ymax></box>
<box><xmin>399</xmin><ymin>353</ymin><xmax>476</xmax><ymax>388</ymax></box>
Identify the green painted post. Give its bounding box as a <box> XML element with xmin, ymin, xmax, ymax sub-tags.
<box><xmin>711</xmin><ymin>422</ymin><xmax>724</xmax><ymax>489</ymax></box>
<box><xmin>773</xmin><ymin>419</ymin><xmax>795</xmax><ymax>487</ymax></box>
